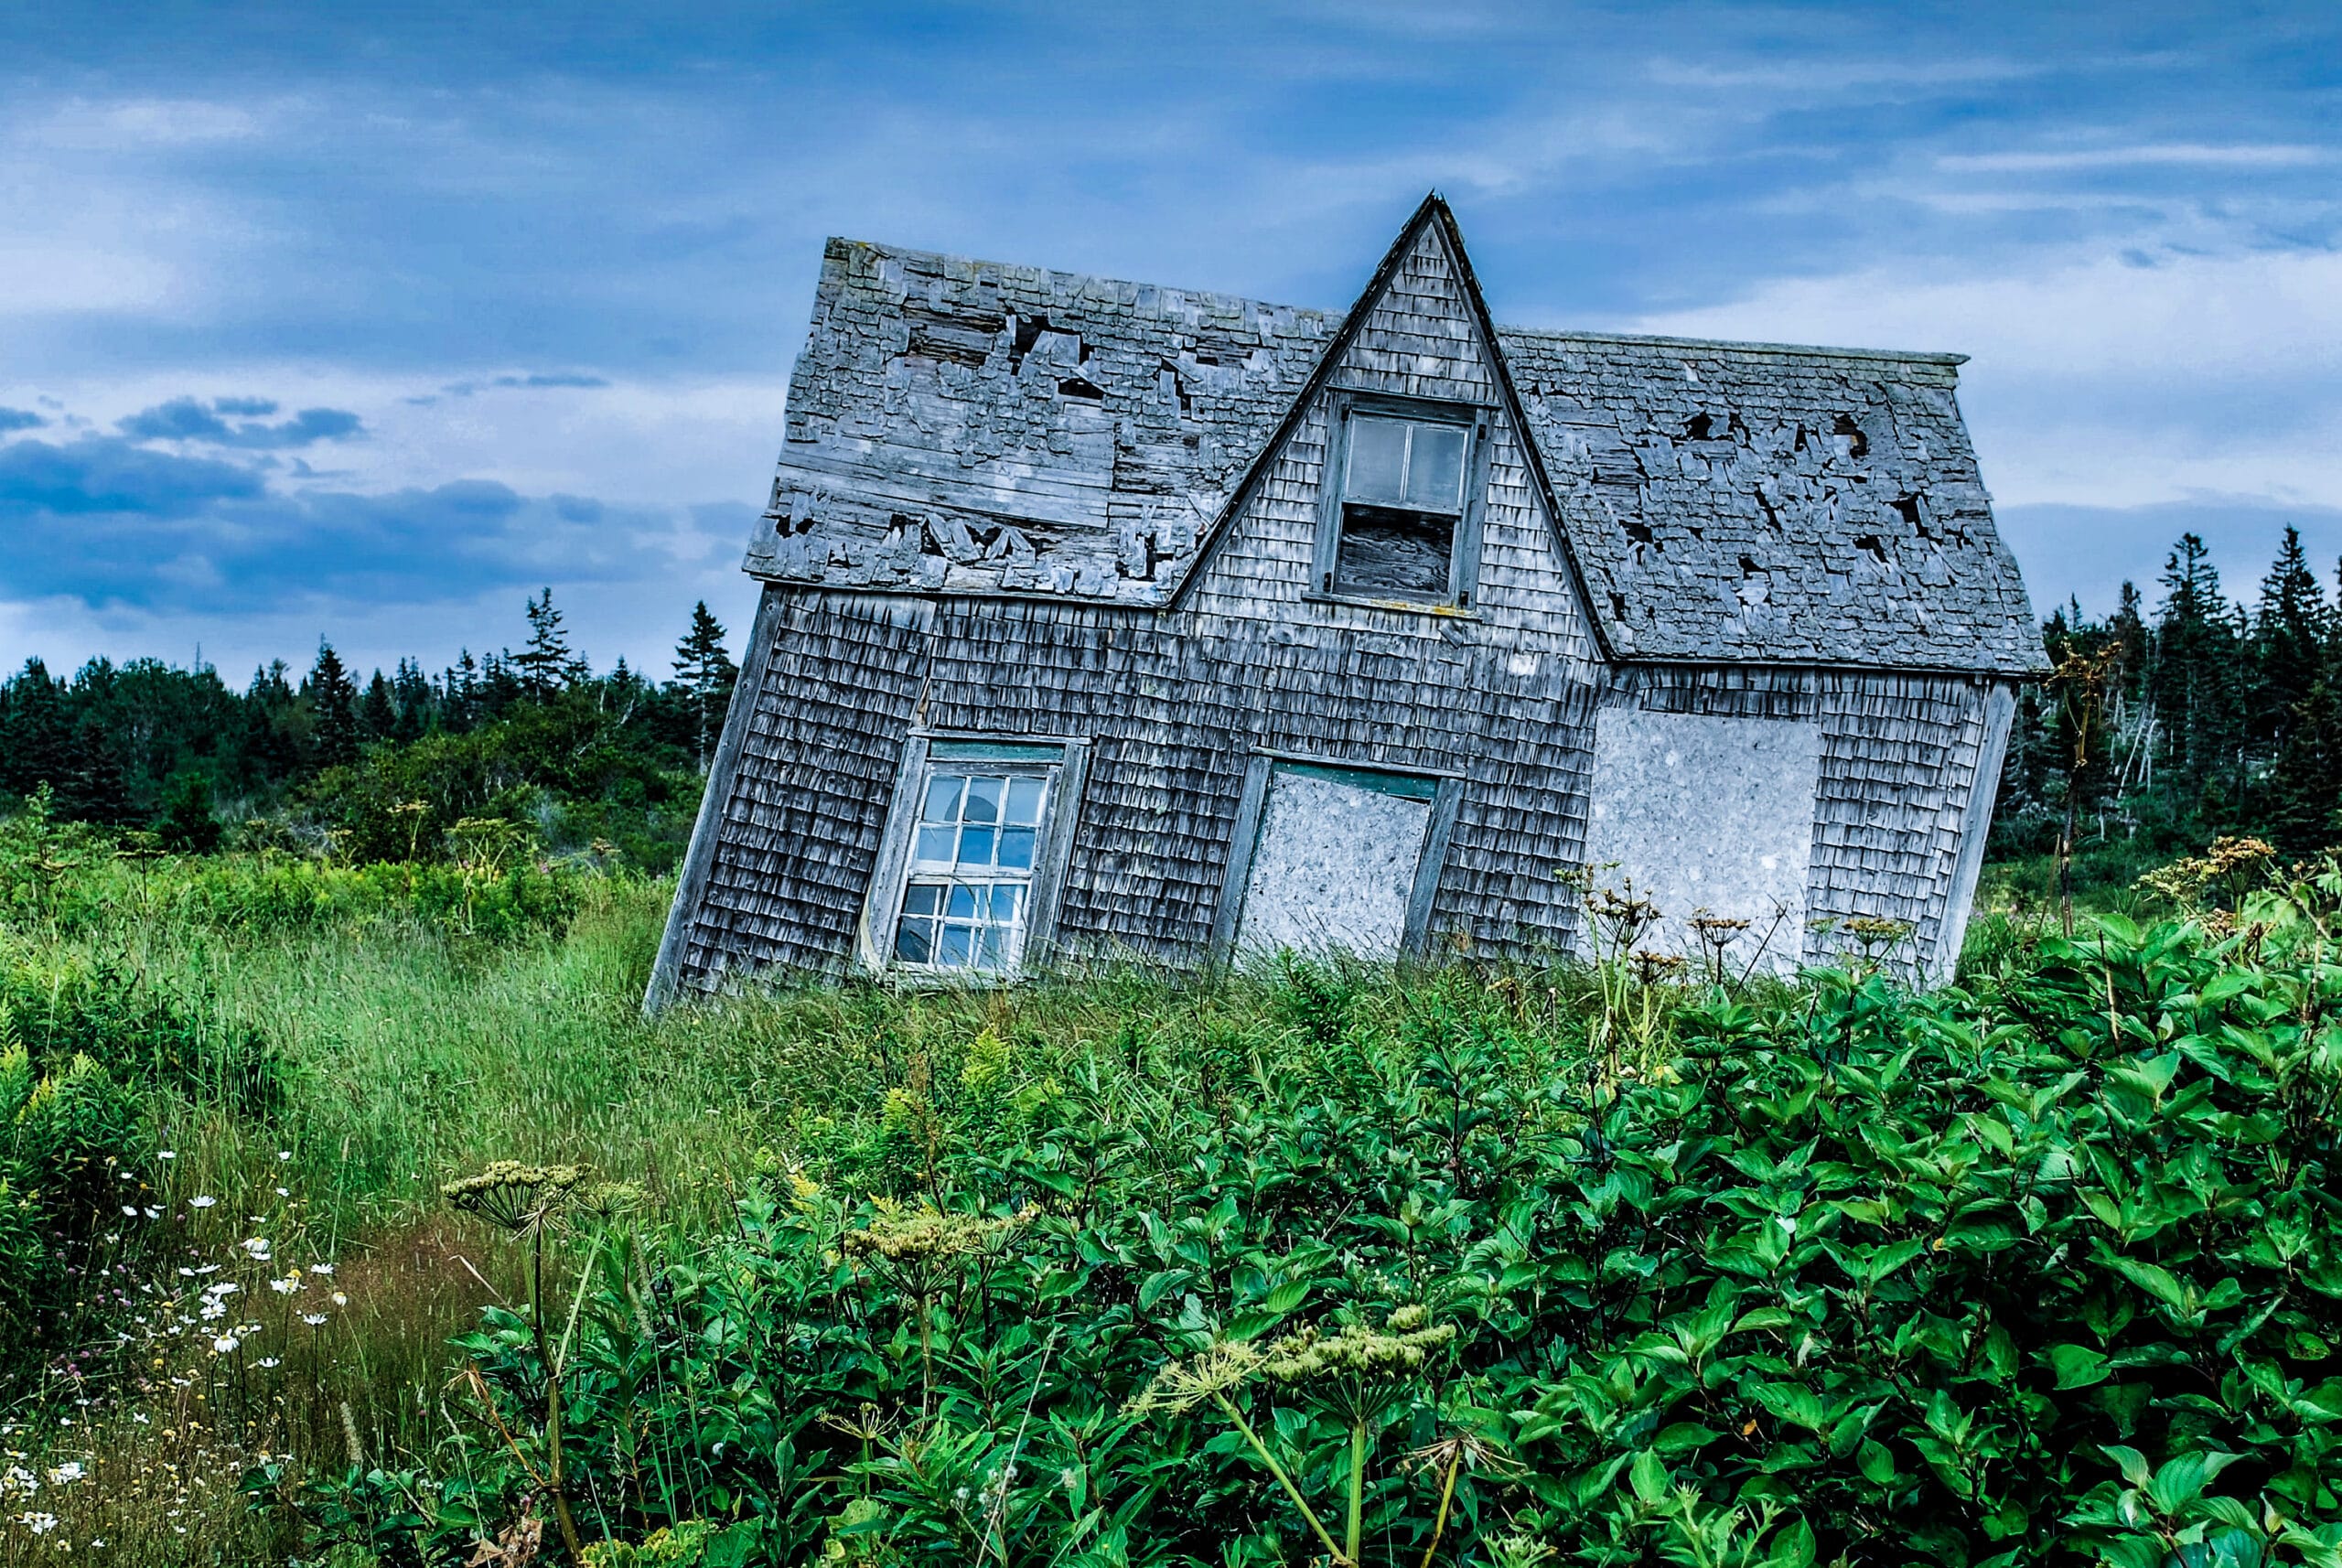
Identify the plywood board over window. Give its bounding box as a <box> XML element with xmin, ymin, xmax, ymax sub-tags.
<box><xmin>1582</xmin><ymin>710</ymin><xmax>1820</xmax><ymax>974</ymax></box>
<box><xmin>1212</xmin><ymin>756</ymin><xmax>1465</xmax><ymax>959</ymax></box>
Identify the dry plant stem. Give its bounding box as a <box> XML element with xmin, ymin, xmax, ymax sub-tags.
<box><xmin>1417</xmin><ymin>1443</ymin><xmax>1464</xmax><ymax>1568</ymax></box>
<box><xmin>528</xmin><ymin>1227</ymin><xmax>586</xmax><ymax>1564</ymax></box>
<box><xmin>1208</xmin><ymin>1390</ymin><xmax>1348</xmax><ymax>1565</ymax></box>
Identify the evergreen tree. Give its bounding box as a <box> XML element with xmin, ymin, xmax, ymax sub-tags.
<box><xmin>670</xmin><ymin>600</ymin><xmax>739</xmax><ymax>773</ymax></box>
<box><xmin>2254</xmin><ymin>525</ymin><xmax>2327</xmax><ymax>736</ymax></box>
<box><xmin>359</xmin><ymin>671</ymin><xmax>397</xmax><ymax>742</ymax></box>
<box><xmin>0</xmin><ymin>659</ymin><xmax>72</xmax><ymax>797</ymax></box>
<box><xmin>443</xmin><ymin>650</ymin><xmax>483</xmax><ymax>733</ymax></box>
<box><xmin>392</xmin><ymin>658</ymin><xmax>432</xmax><ymax>742</ymax></box>
<box><xmin>2151</xmin><ymin>533</ymin><xmax>2244</xmax><ymax>810</ymax></box>
<box><xmin>242</xmin><ymin>661</ymin><xmax>301</xmax><ymax>789</ymax></box>
<box><xmin>511</xmin><ymin>587</ymin><xmax>583</xmax><ymax>697</ymax></box>
<box><xmin>59</xmin><ymin>707</ymin><xmax>134</xmax><ymax>824</ymax></box>
<box><xmin>308</xmin><ymin>642</ymin><xmax>360</xmax><ymax>770</ymax></box>
<box><xmin>156</xmin><ymin>771</ymin><xmax>223</xmax><ymax>853</ymax></box>
<box><xmin>2267</xmin><ymin>676</ymin><xmax>2342</xmax><ymax>854</ymax></box>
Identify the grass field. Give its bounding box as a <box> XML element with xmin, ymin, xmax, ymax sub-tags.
<box><xmin>6</xmin><ymin>830</ymin><xmax>2340</xmax><ymax>1566</ymax></box>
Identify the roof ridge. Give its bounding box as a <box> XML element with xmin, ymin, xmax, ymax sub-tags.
<box><xmin>1496</xmin><ymin>323</ymin><xmax>1967</xmax><ymax>368</ymax></box>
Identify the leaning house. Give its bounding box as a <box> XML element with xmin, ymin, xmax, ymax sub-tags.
<box><xmin>647</xmin><ymin>196</ymin><xmax>2046</xmax><ymax>1009</ymax></box>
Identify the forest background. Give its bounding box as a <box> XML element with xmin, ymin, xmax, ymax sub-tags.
<box><xmin>4</xmin><ymin>522</ymin><xmax>2339</xmax><ymax>888</ymax></box>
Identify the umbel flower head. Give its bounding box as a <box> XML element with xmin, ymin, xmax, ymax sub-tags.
<box><xmin>1260</xmin><ymin>1305</ymin><xmax>1457</xmax><ymax>1386</ymax></box>
<box><xmin>840</xmin><ymin>1199</ymin><xmax>1031</xmax><ymax>1265</ymax></box>
<box><xmin>1124</xmin><ymin>1307</ymin><xmax>1457</xmax><ymax>1420</ymax></box>
<box><xmin>442</xmin><ymin>1161</ymin><xmax>587</xmax><ymax>1235</ymax></box>
<box><xmin>1123</xmin><ymin>1340</ymin><xmax>1267</xmax><ymax>1418</ymax></box>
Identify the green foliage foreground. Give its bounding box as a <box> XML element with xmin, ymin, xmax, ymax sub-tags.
<box><xmin>274</xmin><ymin>918</ymin><xmax>2342</xmax><ymax>1568</ymax></box>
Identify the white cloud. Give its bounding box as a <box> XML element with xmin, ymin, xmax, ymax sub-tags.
<box><xmin>23</xmin><ymin>97</ymin><xmax>271</xmax><ymax>150</ymax></box>
<box><xmin>1936</xmin><ymin>143</ymin><xmax>2332</xmax><ymax>173</ymax></box>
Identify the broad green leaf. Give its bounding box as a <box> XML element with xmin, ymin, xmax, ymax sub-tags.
<box><xmin>2047</xmin><ymin>1343</ymin><xmax>2113</xmax><ymax>1390</ymax></box>
<box><xmin>1629</xmin><ymin>1448</ymin><xmax>1671</xmax><ymax>1506</ymax></box>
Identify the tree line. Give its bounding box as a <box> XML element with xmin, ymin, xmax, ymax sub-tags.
<box><xmin>0</xmin><ymin>592</ymin><xmax>740</xmax><ymax>869</ymax></box>
<box><xmin>1996</xmin><ymin>525</ymin><xmax>2342</xmax><ymax>863</ymax></box>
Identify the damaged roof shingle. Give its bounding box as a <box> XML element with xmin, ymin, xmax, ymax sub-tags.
<box><xmin>746</xmin><ymin>234</ymin><xmax>2047</xmax><ymax>676</ymax></box>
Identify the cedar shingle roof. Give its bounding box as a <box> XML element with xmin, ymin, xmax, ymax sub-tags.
<box><xmin>746</xmin><ymin>226</ymin><xmax>2046</xmax><ymax>675</ymax></box>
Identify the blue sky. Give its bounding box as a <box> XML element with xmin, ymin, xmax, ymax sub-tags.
<box><xmin>2</xmin><ymin>2</ymin><xmax>2337</xmax><ymax>682</ymax></box>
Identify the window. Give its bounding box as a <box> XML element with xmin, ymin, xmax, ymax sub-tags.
<box><xmin>867</xmin><ymin>736</ymin><xmax>1087</xmax><ymax>978</ymax></box>
<box><xmin>1316</xmin><ymin>395</ymin><xmax>1488</xmax><ymax>607</ymax></box>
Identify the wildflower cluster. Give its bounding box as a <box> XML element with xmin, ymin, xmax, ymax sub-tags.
<box><xmin>838</xmin><ymin>1201</ymin><xmax>1031</xmax><ymax>1266</ymax></box>
<box><xmin>1258</xmin><ymin>1305</ymin><xmax>1457</xmax><ymax>1386</ymax></box>
<box><xmin>2136</xmin><ymin>834</ymin><xmax>2279</xmax><ymax>911</ymax></box>
<box><xmin>0</xmin><ymin>1147</ymin><xmax>348</xmax><ymax>1563</ymax></box>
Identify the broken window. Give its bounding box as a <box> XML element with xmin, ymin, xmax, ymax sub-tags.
<box><xmin>1317</xmin><ymin>398</ymin><xmax>1487</xmax><ymax>607</ymax></box>
<box><xmin>873</xmin><ymin>739</ymin><xmax>1084</xmax><ymax>977</ymax></box>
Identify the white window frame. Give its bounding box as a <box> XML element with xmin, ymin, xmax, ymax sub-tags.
<box><xmin>1310</xmin><ymin>390</ymin><xmax>1496</xmax><ymax>611</ymax></box>
<box><xmin>859</xmin><ymin>732</ymin><xmax>1090</xmax><ymax>979</ymax></box>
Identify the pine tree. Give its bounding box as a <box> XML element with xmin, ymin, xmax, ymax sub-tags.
<box><xmin>2151</xmin><ymin>533</ymin><xmax>2244</xmax><ymax>812</ymax></box>
<box><xmin>2267</xmin><ymin>675</ymin><xmax>2342</xmax><ymax>854</ymax></box>
<box><xmin>670</xmin><ymin>600</ymin><xmax>740</xmax><ymax>773</ymax></box>
<box><xmin>2254</xmin><ymin>526</ymin><xmax>2327</xmax><ymax>736</ymax></box>
<box><xmin>0</xmin><ymin>659</ymin><xmax>71</xmax><ymax>797</ymax></box>
<box><xmin>392</xmin><ymin>658</ymin><xmax>431</xmax><ymax>742</ymax></box>
<box><xmin>308</xmin><ymin>642</ymin><xmax>360</xmax><ymax>770</ymax></box>
<box><xmin>443</xmin><ymin>651</ymin><xmax>483</xmax><ymax>733</ymax></box>
<box><xmin>359</xmin><ymin>671</ymin><xmax>397</xmax><ymax>741</ymax></box>
<box><xmin>511</xmin><ymin>587</ymin><xmax>583</xmax><ymax>698</ymax></box>
<box><xmin>156</xmin><ymin>771</ymin><xmax>223</xmax><ymax>853</ymax></box>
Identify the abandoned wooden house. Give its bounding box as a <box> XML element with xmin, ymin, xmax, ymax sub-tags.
<box><xmin>646</xmin><ymin>194</ymin><xmax>2046</xmax><ymax>1009</ymax></box>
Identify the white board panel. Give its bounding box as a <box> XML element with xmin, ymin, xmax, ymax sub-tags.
<box><xmin>1236</xmin><ymin>770</ymin><xmax>1431</xmax><ymax>955</ymax></box>
<box><xmin>1584</xmin><ymin>708</ymin><xmax>1820</xmax><ymax>973</ymax></box>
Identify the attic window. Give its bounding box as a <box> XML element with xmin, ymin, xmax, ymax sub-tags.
<box><xmin>1315</xmin><ymin>393</ymin><xmax>1489</xmax><ymax>608</ymax></box>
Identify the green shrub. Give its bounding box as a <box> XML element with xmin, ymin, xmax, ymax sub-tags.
<box><xmin>274</xmin><ymin>917</ymin><xmax>2342</xmax><ymax>1565</ymax></box>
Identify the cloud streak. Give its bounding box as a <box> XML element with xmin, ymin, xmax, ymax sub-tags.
<box><xmin>114</xmin><ymin>396</ymin><xmax>366</xmax><ymax>448</ymax></box>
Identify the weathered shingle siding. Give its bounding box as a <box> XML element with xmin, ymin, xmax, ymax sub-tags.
<box><xmin>740</xmin><ymin>225</ymin><xmax>2040</xmax><ymax>677</ymax></box>
<box><xmin>669</xmin><ymin>228</ymin><xmax>1608</xmax><ymax>989</ymax></box>
<box><xmin>1601</xmin><ymin>665</ymin><xmax>2001</xmax><ymax>977</ymax></box>
<box><xmin>672</xmin><ymin>591</ymin><xmax>930</xmax><ymax>992</ymax></box>
<box><xmin>1501</xmin><ymin>333</ymin><xmax>2046</xmax><ymax>674</ymax></box>
<box><xmin>656</xmin><ymin>207</ymin><xmax>2045</xmax><ymax>1001</ymax></box>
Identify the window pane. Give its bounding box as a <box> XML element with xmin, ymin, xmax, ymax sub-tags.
<box><xmin>1345</xmin><ymin>416</ymin><xmax>1407</xmax><ymax>504</ymax></box>
<box><xmin>963</xmin><ymin>776</ymin><xmax>1003</xmax><ymax>824</ymax></box>
<box><xmin>903</xmin><ymin>883</ymin><xmax>940</xmax><ymax>916</ymax></box>
<box><xmin>1005</xmin><ymin>777</ymin><xmax>1046</xmax><ymax>826</ymax></box>
<box><xmin>997</xmin><ymin>826</ymin><xmax>1037</xmax><ymax>870</ymax></box>
<box><xmin>914</xmin><ymin>825</ymin><xmax>956</xmax><ymax>864</ymax></box>
<box><xmin>894</xmin><ymin>918</ymin><xmax>933</xmax><ymax>963</ymax></box>
<box><xmin>957</xmin><ymin>825</ymin><xmax>995</xmax><ymax>866</ymax></box>
<box><xmin>1337</xmin><ymin>504</ymin><xmax>1456</xmax><ymax>600</ymax></box>
<box><xmin>945</xmin><ymin>884</ymin><xmax>979</xmax><ymax>918</ymax></box>
<box><xmin>938</xmin><ymin>924</ymin><xmax>973</xmax><ymax>966</ymax></box>
<box><xmin>994</xmin><ymin>885</ymin><xmax>1023</xmax><ymax>922</ymax></box>
<box><xmin>922</xmin><ymin>774</ymin><xmax>963</xmax><ymax>822</ymax></box>
<box><xmin>1405</xmin><ymin>423</ymin><xmax>1467</xmax><ymax>510</ymax></box>
<box><xmin>977</xmin><ymin>926</ymin><xmax>1011</xmax><ymax>971</ymax></box>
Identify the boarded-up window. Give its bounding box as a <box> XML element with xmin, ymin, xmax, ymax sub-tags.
<box><xmin>1230</xmin><ymin>763</ymin><xmax>1441</xmax><ymax>955</ymax></box>
<box><xmin>1582</xmin><ymin>710</ymin><xmax>1820</xmax><ymax>974</ymax></box>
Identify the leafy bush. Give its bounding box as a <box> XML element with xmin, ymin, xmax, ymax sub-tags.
<box><xmin>0</xmin><ymin>1013</ymin><xmax>145</xmax><ymax>1367</ymax></box>
<box><xmin>2</xmin><ymin>954</ymin><xmax>290</xmax><ymax>1118</ymax></box>
<box><xmin>273</xmin><ymin>918</ymin><xmax>2342</xmax><ymax>1566</ymax></box>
